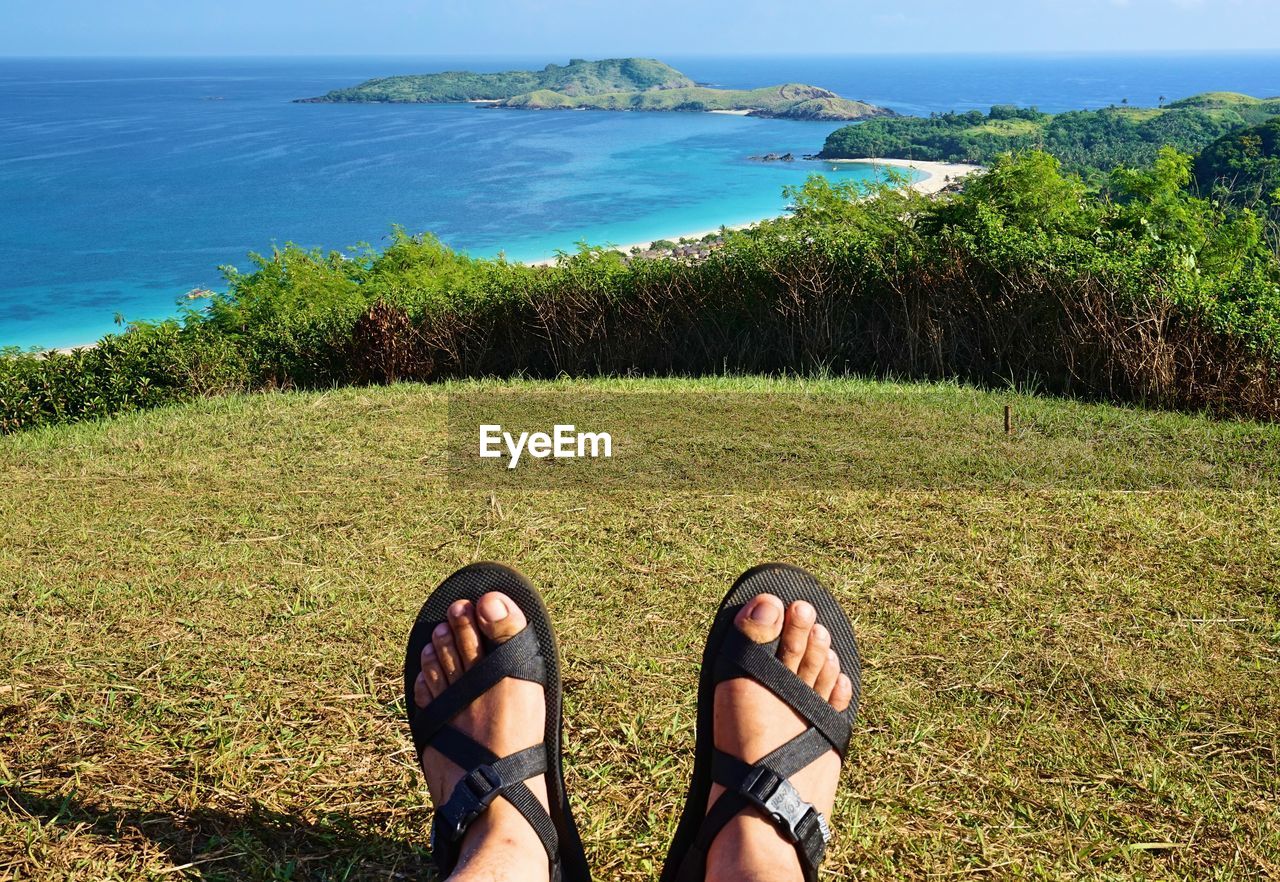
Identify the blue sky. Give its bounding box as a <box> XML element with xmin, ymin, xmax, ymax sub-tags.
<box><xmin>5</xmin><ymin>0</ymin><xmax>1279</xmax><ymax>56</ymax></box>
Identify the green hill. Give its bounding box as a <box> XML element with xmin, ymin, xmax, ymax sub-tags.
<box><xmin>1195</xmin><ymin>115</ymin><xmax>1280</xmax><ymax>216</ymax></box>
<box><xmin>300</xmin><ymin>57</ymin><xmax>696</xmax><ymax>103</ymax></box>
<box><xmin>300</xmin><ymin>57</ymin><xmax>892</xmax><ymax>121</ymax></box>
<box><xmin>497</xmin><ymin>82</ymin><xmax>889</xmax><ymax>120</ymax></box>
<box><xmin>1168</xmin><ymin>92</ymin><xmax>1273</xmax><ymax>109</ymax></box>
<box><xmin>819</xmin><ymin>92</ymin><xmax>1280</xmax><ymax>177</ymax></box>
<box><xmin>2</xmin><ymin>377</ymin><xmax>1277</xmax><ymax>878</ymax></box>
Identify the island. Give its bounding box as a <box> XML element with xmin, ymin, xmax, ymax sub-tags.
<box><xmin>297</xmin><ymin>57</ymin><xmax>894</xmax><ymax>122</ymax></box>
<box><xmin>817</xmin><ymin>91</ymin><xmax>1280</xmax><ymax>178</ymax></box>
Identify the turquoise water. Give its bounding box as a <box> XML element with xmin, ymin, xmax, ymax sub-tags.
<box><xmin>3</xmin><ymin>54</ymin><xmax>1279</xmax><ymax>349</ymax></box>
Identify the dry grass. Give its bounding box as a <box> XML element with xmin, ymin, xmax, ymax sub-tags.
<box><xmin>0</xmin><ymin>377</ymin><xmax>1277</xmax><ymax>880</ymax></box>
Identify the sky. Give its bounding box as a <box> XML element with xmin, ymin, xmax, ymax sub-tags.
<box><xmin>4</xmin><ymin>0</ymin><xmax>1279</xmax><ymax>57</ymax></box>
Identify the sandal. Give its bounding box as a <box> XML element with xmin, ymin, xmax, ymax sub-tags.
<box><xmin>660</xmin><ymin>563</ymin><xmax>862</xmax><ymax>882</ymax></box>
<box><xmin>403</xmin><ymin>562</ymin><xmax>592</xmax><ymax>881</ymax></box>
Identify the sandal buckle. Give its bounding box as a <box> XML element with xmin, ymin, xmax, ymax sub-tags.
<box><xmin>438</xmin><ymin>763</ymin><xmax>506</xmax><ymax>843</ymax></box>
<box><xmin>740</xmin><ymin>765</ymin><xmax>831</xmax><ymax>849</ymax></box>
<box><xmin>464</xmin><ymin>763</ymin><xmax>504</xmax><ymax>801</ymax></box>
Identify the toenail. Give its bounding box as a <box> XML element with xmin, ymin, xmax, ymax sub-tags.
<box><xmin>793</xmin><ymin>603</ymin><xmax>815</xmax><ymax>623</ymax></box>
<box><xmin>422</xmin><ymin>644</ymin><xmax>436</xmax><ymax>660</ymax></box>
<box><xmin>480</xmin><ymin>597</ymin><xmax>509</xmax><ymax>622</ymax></box>
<box><xmin>750</xmin><ymin>601</ymin><xmax>780</xmax><ymax>623</ymax></box>
<box><xmin>434</xmin><ymin>623</ymin><xmax>450</xmax><ymax>638</ymax></box>
<box><xmin>814</xmin><ymin>624</ymin><xmax>830</xmax><ymax>643</ymax></box>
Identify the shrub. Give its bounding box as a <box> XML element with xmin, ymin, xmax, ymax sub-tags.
<box><xmin>4</xmin><ymin>150</ymin><xmax>1279</xmax><ymax>433</ymax></box>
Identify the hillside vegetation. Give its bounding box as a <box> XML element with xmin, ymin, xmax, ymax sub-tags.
<box><xmin>301</xmin><ymin>57</ymin><xmax>891</xmax><ymax>121</ymax></box>
<box><xmin>820</xmin><ymin>92</ymin><xmax>1280</xmax><ymax>178</ymax></box>
<box><xmin>1196</xmin><ymin>115</ymin><xmax>1280</xmax><ymax>220</ymax></box>
<box><xmin>4</xmin><ymin>147</ymin><xmax>1279</xmax><ymax>432</ymax></box>
<box><xmin>497</xmin><ymin>82</ymin><xmax>888</xmax><ymax>120</ymax></box>
<box><xmin>301</xmin><ymin>58</ymin><xmax>695</xmax><ymax>103</ymax></box>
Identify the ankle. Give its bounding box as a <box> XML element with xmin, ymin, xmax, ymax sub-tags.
<box><xmin>705</xmin><ymin>812</ymin><xmax>802</xmax><ymax>882</ymax></box>
<box><xmin>450</xmin><ymin>800</ymin><xmax>551</xmax><ymax>882</ymax></box>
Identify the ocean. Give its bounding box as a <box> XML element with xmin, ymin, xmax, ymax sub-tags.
<box><xmin>3</xmin><ymin>53</ymin><xmax>1280</xmax><ymax>349</ymax></box>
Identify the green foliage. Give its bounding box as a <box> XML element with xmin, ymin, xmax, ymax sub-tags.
<box><xmin>502</xmin><ymin>83</ymin><xmax>887</xmax><ymax>120</ymax></box>
<box><xmin>0</xmin><ymin>323</ymin><xmax>246</xmax><ymax>434</ymax></box>
<box><xmin>933</xmin><ymin>151</ymin><xmax>1097</xmax><ymax>237</ymax></box>
<box><xmin>1168</xmin><ymin>92</ymin><xmax>1280</xmax><ymax>112</ymax></box>
<box><xmin>1195</xmin><ymin>116</ymin><xmax>1280</xmax><ymax>221</ymax></box>
<box><xmin>6</xmin><ymin>150</ymin><xmax>1280</xmax><ymax>432</ymax></box>
<box><xmin>820</xmin><ymin>93</ymin><xmax>1280</xmax><ymax>179</ymax></box>
<box><xmin>784</xmin><ymin>169</ymin><xmax>921</xmax><ymax>233</ymax></box>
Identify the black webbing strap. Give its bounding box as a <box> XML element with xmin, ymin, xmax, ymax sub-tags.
<box><xmin>412</xmin><ymin>624</ymin><xmax>559</xmax><ymax>876</ymax></box>
<box><xmin>411</xmin><ymin>625</ymin><xmax>546</xmax><ymax>756</ymax></box>
<box><xmin>429</xmin><ymin>726</ymin><xmax>559</xmax><ymax>864</ymax></box>
<box><xmin>714</xmin><ymin>629</ymin><xmax>852</xmax><ymax>757</ymax></box>
<box><xmin>677</xmin><ymin>630</ymin><xmax>849</xmax><ymax>882</ymax></box>
<box><xmin>674</xmin><ymin>745</ymin><xmax>831</xmax><ymax>882</ymax></box>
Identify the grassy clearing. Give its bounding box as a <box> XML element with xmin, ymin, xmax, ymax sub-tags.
<box><xmin>1</xmin><ymin>377</ymin><xmax>1277</xmax><ymax>881</ymax></box>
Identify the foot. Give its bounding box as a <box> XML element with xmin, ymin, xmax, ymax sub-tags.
<box><xmin>704</xmin><ymin>594</ymin><xmax>854</xmax><ymax>882</ymax></box>
<box><xmin>414</xmin><ymin>592</ymin><xmax>551</xmax><ymax>882</ymax></box>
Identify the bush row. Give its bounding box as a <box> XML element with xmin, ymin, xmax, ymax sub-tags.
<box><xmin>3</xmin><ymin>149</ymin><xmax>1278</xmax><ymax>433</ymax></box>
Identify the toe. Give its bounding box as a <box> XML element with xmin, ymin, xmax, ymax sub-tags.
<box><xmin>432</xmin><ymin>622</ymin><xmax>463</xmax><ymax>684</ymax></box>
<box><xmin>778</xmin><ymin>601</ymin><xmax>816</xmax><ymax>671</ymax></box>
<box><xmin>448</xmin><ymin>600</ymin><xmax>483</xmax><ymax>669</ymax></box>
<box><xmin>797</xmin><ymin>623</ymin><xmax>831</xmax><ymax>687</ymax></box>
<box><xmin>813</xmin><ymin>649</ymin><xmax>840</xmax><ymax>701</ymax></box>
<box><xmin>733</xmin><ymin>594</ymin><xmax>785</xmax><ymax>644</ymax></box>
<box><xmin>420</xmin><ymin>643</ymin><xmax>446</xmax><ymax>698</ymax></box>
<box><xmin>476</xmin><ymin>591</ymin><xmax>528</xmax><ymax>644</ymax></box>
<box><xmin>830</xmin><ymin>673</ymin><xmax>853</xmax><ymax>713</ymax></box>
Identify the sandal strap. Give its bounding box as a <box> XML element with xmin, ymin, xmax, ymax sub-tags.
<box><xmin>411</xmin><ymin>625</ymin><xmax>545</xmax><ymax>757</ymax></box>
<box><xmin>675</xmin><ymin>628</ymin><xmax>852</xmax><ymax>882</ymax></box>
<box><xmin>714</xmin><ymin>628</ymin><xmax>852</xmax><ymax>757</ymax></box>
<box><xmin>411</xmin><ymin>624</ymin><xmax>560</xmax><ymax>875</ymax></box>
<box><xmin>431</xmin><ymin>728</ymin><xmax>558</xmax><ymax>860</ymax></box>
<box><xmin>674</xmin><ymin>740</ymin><xmax>831</xmax><ymax>882</ymax></box>
<box><xmin>716</xmin><ymin>751</ymin><xmax>830</xmax><ymax>854</ymax></box>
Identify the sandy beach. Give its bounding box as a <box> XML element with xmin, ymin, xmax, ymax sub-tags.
<box><xmin>37</xmin><ymin>158</ymin><xmax>981</xmax><ymax>350</ymax></box>
<box><xmin>525</xmin><ymin>158</ymin><xmax>981</xmax><ymax>266</ymax></box>
<box><xmin>825</xmin><ymin>157</ymin><xmax>982</xmax><ymax>195</ymax></box>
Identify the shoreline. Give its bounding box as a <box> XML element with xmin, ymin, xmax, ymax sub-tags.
<box><xmin>524</xmin><ymin>158</ymin><xmax>981</xmax><ymax>267</ymax></box>
<box><xmin>34</xmin><ymin>158</ymin><xmax>981</xmax><ymax>352</ymax></box>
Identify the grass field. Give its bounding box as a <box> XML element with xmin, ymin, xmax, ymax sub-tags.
<box><xmin>1</xmin><ymin>377</ymin><xmax>1278</xmax><ymax>880</ymax></box>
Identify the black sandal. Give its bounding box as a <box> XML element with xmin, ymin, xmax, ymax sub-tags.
<box><xmin>403</xmin><ymin>563</ymin><xmax>592</xmax><ymax>882</ymax></box>
<box><xmin>660</xmin><ymin>563</ymin><xmax>862</xmax><ymax>882</ymax></box>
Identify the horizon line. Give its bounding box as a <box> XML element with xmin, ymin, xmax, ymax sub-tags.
<box><xmin>5</xmin><ymin>48</ymin><xmax>1280</xmax><ymax>60</ymax></box>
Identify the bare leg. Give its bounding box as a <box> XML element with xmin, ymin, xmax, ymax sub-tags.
<box><xmin>413</xmin><ymin>593</ymin><xmax>551</xmax><ymax>882</ymax></box>
<box><xmin>704</xmin><ymin>594</ymin><xmax>853</xmax><ymax>882</ymax></box>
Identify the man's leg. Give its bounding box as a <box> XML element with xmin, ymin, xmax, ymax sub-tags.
<box><xmin>704</xmin><ymin>593</ymin><xmax>854</xmax><ymax>882</ymax></box>
<box><xmin>412</xmin><ymin>592</ymin><xmax>551</xmax><ymax>882</ymax></box>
